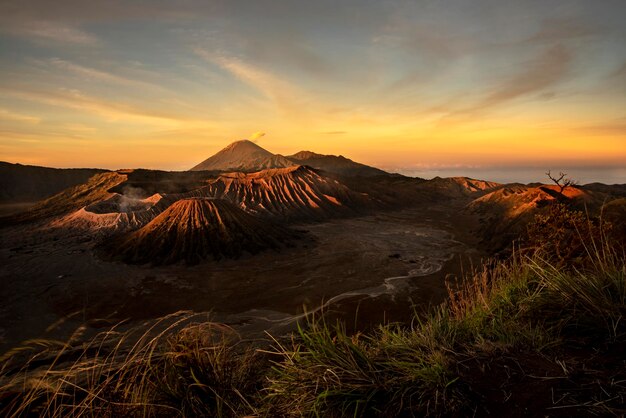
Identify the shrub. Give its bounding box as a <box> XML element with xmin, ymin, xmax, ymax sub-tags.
<box><xmin>526</xmin><ymin>203</ymin><xmax>612</xmax><ymax>266</ymax></box>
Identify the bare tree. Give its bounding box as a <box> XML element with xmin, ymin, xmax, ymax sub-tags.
<box><xmin>546</xmin><ymin>170</ymin><xmax>577</xmax><ymax>195</ymax></box>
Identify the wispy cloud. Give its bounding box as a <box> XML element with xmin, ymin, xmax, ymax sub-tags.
<box><xmin>0</xmin><ymin>108</ymin><xmax>40</xmax><ymax>124</ymax></box>
<box><xmin>467</xmin><ymin>44</ymin><xmax>572</xmax><ymax>113</ymax></box>
<box><xmin>609</xmin><ymin>61</ymin><xmax>626</xmax><ymax>81</ymax></box>
<box><xmin>195</xmin><ymin>48</ymin><xmax>309</xmax><ymax>117</ymax></box>
<box><xmin>220</xmin><ymin>29</ymin><xmax>332</xmax><ymax>78</ymax></box>
<box><xmin>62</xmin><ymin>123</ymin><xmax>97</xmax><ymax>133</ymax></box>
<box><xmin>47</xmin><ymin>58</ymin><xmax>136</xmax><ymax>84</ymax></box>
<box><xmin>214</xmin><ymin>54</ymin><xmax>297</xmax><ymax>102</ymax></box>
<box><xmin>525</xmin><ymin>18</ymin><xmax>598</xmax><ymax>44</ymax></box>
<box><xmin>4</xmin><ymin>21</ymin><xmax>98</xmax><ymax>45</ymax></box>
<box><xmin>1</xmin><ymin>87</ymin><xmax>213</xmax><ymax>128</ymax></box>
<box><xmin>43</xmin><ymin>58</ymin><xmax>169</xmax><ymax>93</ymax></box>
<box><xmin>574</xmin><ymin>117</ymin><xmax>626</xmax><ymax>136</ymax></box>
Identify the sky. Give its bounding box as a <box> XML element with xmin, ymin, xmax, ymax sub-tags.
<box><xmin>0</xmin><ymin>0</ymin><xmax>624</xmax><ymax>183</ymax></box>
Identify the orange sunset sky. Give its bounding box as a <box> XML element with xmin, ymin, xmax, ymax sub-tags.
<box><xmin>0</xmin><ymin>0</ymin><xmax>624</xmax><ymax>183</ymax></box>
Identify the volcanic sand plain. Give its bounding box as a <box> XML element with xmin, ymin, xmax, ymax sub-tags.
<box><xmin>0</xmin><ymin>202</ymin><xmax>483</xmax><ymax>351</ymax></box>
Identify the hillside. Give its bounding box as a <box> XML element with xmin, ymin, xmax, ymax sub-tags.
<box><xmin>0</xmin><ymin>162</ymin><xmax>105</xmax><ymax>203</ymax></box>
<box><xmin>416</xmin><ymin>176</ymin><xmax>501</xmax><ymax>198</ymax></box>
<box><xmin>1</xmin><ymin>172</ymin><xmax>127</xmax><ymax>226</ymax></box>
<box><xmin>468</xmin><ymin>184</ymin><xmax>606</xmax><ymax>251</ymax></box>
<box><xmin>106</xmin><ymin>198</ymin><xmax>300</xmax><ymax>265</ymax></box>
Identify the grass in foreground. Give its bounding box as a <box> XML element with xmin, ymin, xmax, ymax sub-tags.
<box><xmin>264</xmin><ymin>241</ymin><xmax>625</xmax><ymax>417</ymax></box>
<box><xmin>1</xmin><ymin>234</ymin><xmax>624</xmax><ymax>417</ymax></box>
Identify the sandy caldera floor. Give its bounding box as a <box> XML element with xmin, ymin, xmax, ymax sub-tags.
<box><xmin>0</xmin><ymin>205</ymin><xmax>483</xmax><ymax>351</ymax></box>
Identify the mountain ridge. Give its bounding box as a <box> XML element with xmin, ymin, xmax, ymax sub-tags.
<box><xmin>0</xmin><ymin>162</ymin><xmax>105</xmax><ymax>203</ymax></box>
<box><xmin>190</xmin><ymin>139</ymin><xmax>390</xmax><ymax>177</ymax></box>
<box><xmin>286</xmin><ymin>151</ymin><xmax>389</xmax><ymax>177</ymax></box>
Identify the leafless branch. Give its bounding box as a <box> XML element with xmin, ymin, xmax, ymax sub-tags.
<box><xmin>546</xmin><ymin>170</ymin><xmax>577</xmax><ymax>195</ymax></box>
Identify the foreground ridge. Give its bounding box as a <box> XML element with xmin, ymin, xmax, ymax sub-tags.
<box><xmin>2</xmin><ymin>219</ymin><xmax>624</xmax><ymax>417</ymax></box>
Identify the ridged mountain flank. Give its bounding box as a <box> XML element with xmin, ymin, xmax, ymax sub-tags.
<box><xmin>107</xmin><ymin>198</ymin><xmax>300</xmax><ymax>265</ymax></box>
<box><xmin>190</xmin><ymin>140</ymin><xmax>294</xmax><ymax>172</ymax></box>
<box><xmin>191</xmin><ymin>166</ymin><xmax>373</xmax><ymax>221</ymax></box>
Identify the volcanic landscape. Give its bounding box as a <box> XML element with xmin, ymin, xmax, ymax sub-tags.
<box><xmin>1</xmin><ymin>140</ymin><xmax>624</xmax><ymax>350</ymax></box>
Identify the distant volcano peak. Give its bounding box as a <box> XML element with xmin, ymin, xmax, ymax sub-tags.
<box><xmin>190</xmin><ymin>139</ymin><xmax>390</xmax><ymax>177</ymax></box>
<box><xmin>190</xmin><ymin>139</ymin><xmax>294</xmax><ymax>172</ymax></box>
<box><xmin>222</xmin><ymin>139</ymin><xmax>266</xmax><ymax>152</ymax></box>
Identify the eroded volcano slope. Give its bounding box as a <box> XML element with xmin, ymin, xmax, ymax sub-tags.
<box><xmin>193</xmin><ymin>166</ymin><xmax>374</xmax><ymax>220</ymax></box>
<box><xmin>107</xmin><ymin>198</ymin><xmax>301</xmax><ymax>265</ymax></box>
